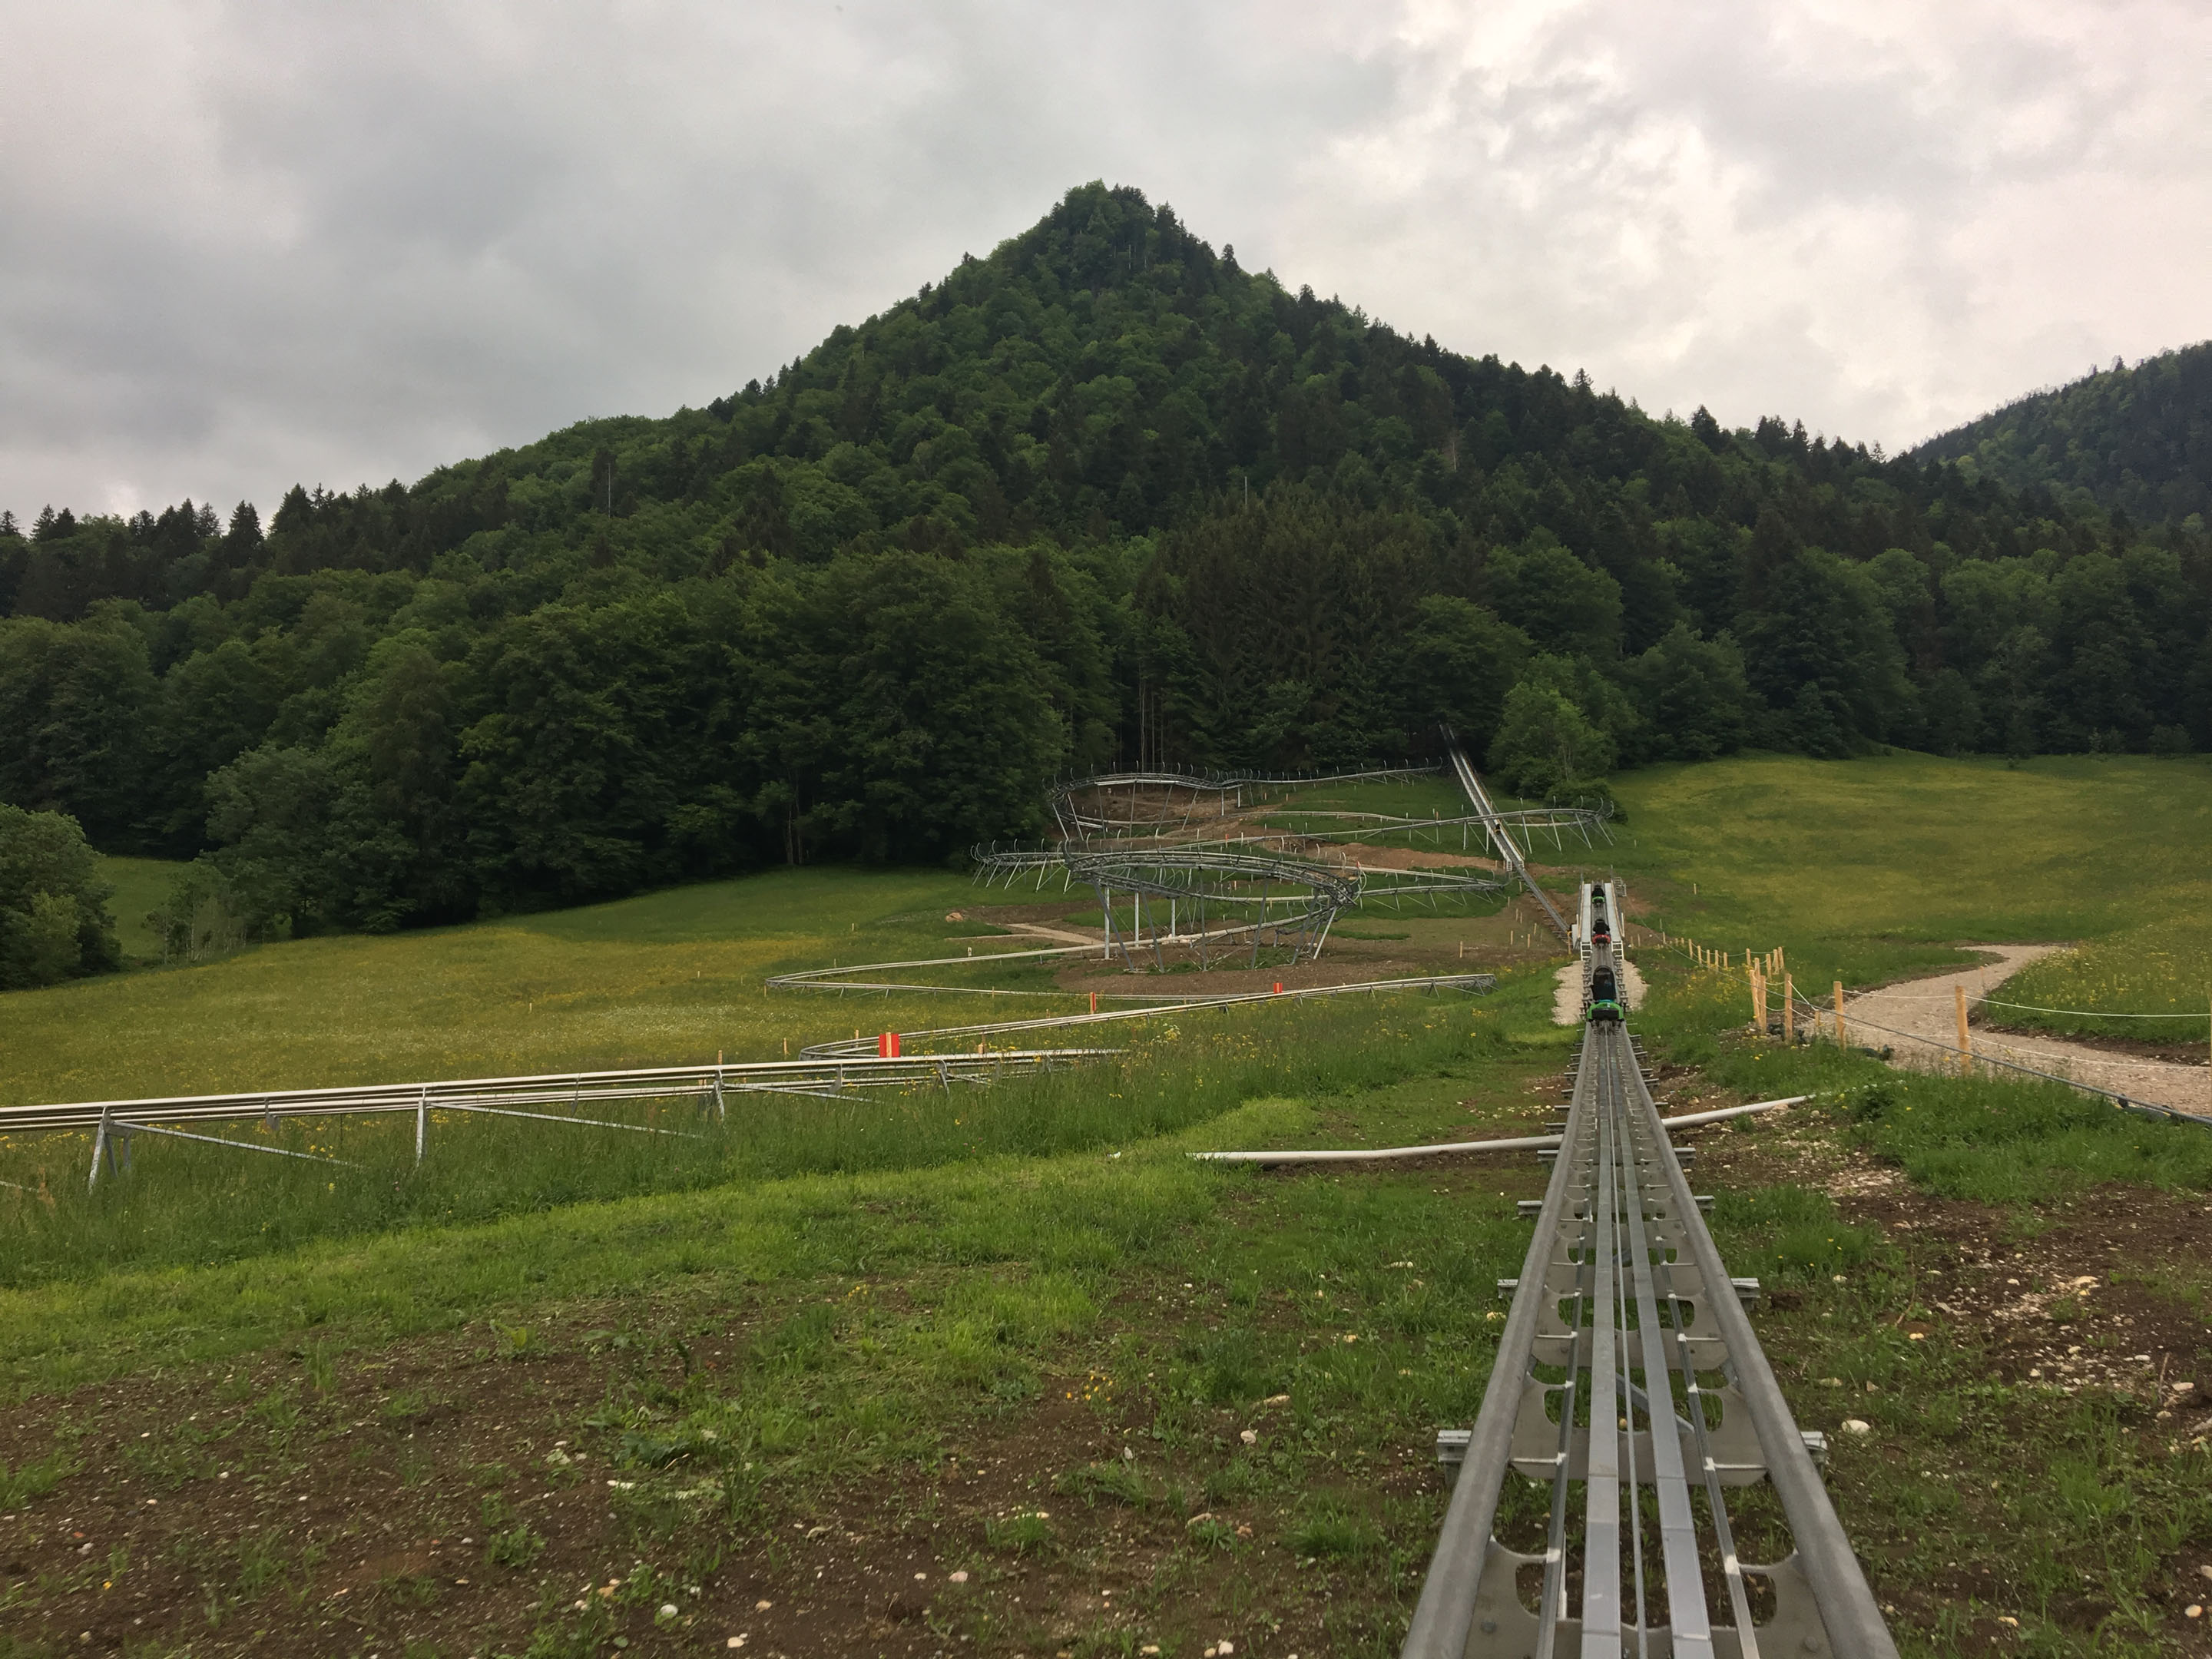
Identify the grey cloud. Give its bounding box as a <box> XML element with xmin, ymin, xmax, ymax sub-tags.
<box><xmin>0</xmin><ymin>0</ymin><xmax>2204</xmax><ymax>518</ymax></box>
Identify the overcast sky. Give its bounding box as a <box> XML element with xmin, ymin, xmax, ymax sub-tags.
<box><xmin>4</xmin><ymin>0</ymin><xmax>2207</xmax><ymax>521</ymax></box>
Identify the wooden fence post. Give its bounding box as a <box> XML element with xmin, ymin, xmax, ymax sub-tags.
<box><xmin>1955</xmin><ymin>984</ymin><xmax>1972</xmax><ymax>1073</ymax></box>
<box><xmin>1833</xmin><ymin>980</ymin><xmax>1847</xmax><ymax>1049</ymax></box>
<box><xmin>1783</xmin><ymin>972</ymin><xmax>1795</xmax><ymax>1044</ymax></box>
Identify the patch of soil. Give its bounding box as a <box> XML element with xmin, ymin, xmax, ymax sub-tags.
<box><xmin>1328</xmin><ymin>843</ymin><xmax>1502</xmax><ymax>873</ymax></box>
<box><xmin>1833</xmin><ymin>1183</ymin><xmax>2212</xmax><ymax>1411</ymax></box>
<box><xmin>0</xmin><ymin>1290</ymin><xmax>1418</xmax><ymax>1659</ymax></box>
<box><xmin>1689</xmin><ymin>1105</ymin><xmax>2212</xmax><ymax>1420</ymax></box>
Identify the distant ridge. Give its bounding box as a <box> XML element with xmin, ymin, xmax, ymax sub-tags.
<box><xmin>1911</xmin><ymin>342</ymin><xmax>2212</xmax><ymax>524</ymax></box>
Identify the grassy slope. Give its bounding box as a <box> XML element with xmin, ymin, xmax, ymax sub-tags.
<box><xmin>1</xmin><ymin>974</ymin><xmax>1563</xmax><ymax>1658</ymax></box>
<box><xmin>6</xmin><ymin>757</ymin><xmax>2212</xmax><ymax>1654</ymax></box>
<box><xmin>1608</xmin><ymin>752</ymin><xmax>2212</xmax><ymax>1014</ymax></box>
<box><xmin>4</xmin><ymin>867</ymin><xmax>998</xmax><ymax>1107</ymax></box>
<box><xmin>94</xmin><ymin>854</ymin><xmax>187</xmax><ymax>962</ymax></box>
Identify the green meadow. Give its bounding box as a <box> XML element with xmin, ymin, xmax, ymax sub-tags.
<box><xmin>4</xmin><ymin>751</ymin><xmax>2212</xmax><ymax>1657</ymax></box>
<box><xmin>1608</xmin><ymin>751</ymin><xmax>2212</xmax><ymax>1015</ymax></box>
<box><xmin>8</xmin><ymin>866</ymin><xmax>1014</xmax><ymax>1108</ymax></box>
<box><xmin>96</xmin><ymin>855</ymin><xmax>184</xmax><ymax>962</ymax></box>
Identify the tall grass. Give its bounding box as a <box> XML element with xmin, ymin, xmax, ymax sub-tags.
<box><xmin>0</xmin><ymin>988</ymin><xmax>1503</xmax><ymax>1290</ymax></box>
<box><xmin>1998</xmin><ymin>912</ymin><xmax>2212</xmax><ymax>1043</ymax></box>
<box><xmin>1608</xmin><ymin>751</ymin><xmax>2212</xmax><ymax>992</ymax></box>
<box><xmin>95</xmin><ymin>855</ymin><xmax>189</xmax><ymax>962</ymax></box>
<box><xmin>1835</xmin><ymin>1071</ymin><xmax>2212</xmax><ymax>1204</ymax></box>
<box><xmin>0</xmin><ymin>866</ymin><xmax>1002</xmax><ymax>1108</ymax></box>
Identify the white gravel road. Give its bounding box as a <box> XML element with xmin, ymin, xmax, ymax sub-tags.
<box><xmin>1813</xmin><ymin>945</ymin><xmax>2211</xmax><ymax>1118</ymax></box>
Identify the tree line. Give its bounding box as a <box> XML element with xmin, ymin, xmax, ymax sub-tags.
<box><xmin>1</xmin><ymin>182</ymin><xmax>2207</xmax><ymax>972</ymax></box>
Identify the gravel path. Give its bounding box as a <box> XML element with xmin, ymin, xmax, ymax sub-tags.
<box><xmin>1813</xmin><ymin>945</ymin><xmax>2212</xmax><ymax>1118</ymax></box>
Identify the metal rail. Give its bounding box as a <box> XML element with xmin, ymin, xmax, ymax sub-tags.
<box><xmin>0</xmin><ymin>1050</ymin><xmax>1115</xmax><ymax>1138</ymax></box>
<box><xmin>1050</xmin><ymin>763</ymin><xmax>1608</xmax><ymax>852</ymax></box>
<box><xmin>1190</xmin><ymin>1095</ymin><xmax>1804</xmax><ymax>1164</ymax></box>
<box><xmin>1442</xmin><ymin>731</ymin><xmax>1575</xmax><ymax>943</ymax></box>
<box><xmin>969</xmin><ymin>838</ymin><xmax>1508</xmax><ymax>973</ymax></box>
<box><xmin>797</xmin><ymin>972</ymin><xmax>1496</xmax><ymax>1058</ymax></box>
<box><xmin>1048</xmin><ymin>764</ymin><xmax>1445</xmax><ymax>837</ymax></box>
<box><xmin>1402</xmin><ymin>923</ymin><xmax>1895</xmax><ymax>1657</ymax></box>
<box><xmin>972</xmin><ymin>843</ymin><xmax>1361</xmax><ymax>967</ymax></box>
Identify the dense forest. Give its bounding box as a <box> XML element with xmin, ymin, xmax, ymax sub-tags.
<box><xmin>1912</xmin><ymin>342</ymin><xmax>2212</xmax><ymax>525</ymax></box>
<box><xmin>2</xmin><ymin>182</ymin><xmax>2209</xmax><ymax>955</ymax></box>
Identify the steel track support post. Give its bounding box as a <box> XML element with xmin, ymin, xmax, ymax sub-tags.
<box><xmin>88</xmin><ymin>1103</ymin><xmax>111</xmax><ymax>1191</ymax></box>
<box><xmin>416</xmin><ymin>1086</ymin><xmax>429</xmax><ymax>1164</ymax></box>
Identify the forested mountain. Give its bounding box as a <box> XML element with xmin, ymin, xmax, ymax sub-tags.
<box><xmin>2</xmin><ymin>182</ymin><xmax>2208</xmax><ymax>946</ymax></box>
<box><xmin>1912</xmin><ymin>343</ymin><xmax>2212</xmax><ymax>525</ymax></box>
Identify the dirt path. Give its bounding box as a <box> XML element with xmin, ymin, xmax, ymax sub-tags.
<box><xmin>1815</xmin><ymin>945</ymin><xmax>2212</xmax><ymax>1118</ymax></box>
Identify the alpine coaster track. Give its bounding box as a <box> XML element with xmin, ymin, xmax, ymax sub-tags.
<box><xmin>1401</xmin><ymin>882</ymin><xmax>1896</xmax><ymax>1659</ymax></box>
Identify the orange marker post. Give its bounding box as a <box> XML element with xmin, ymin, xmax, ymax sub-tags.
<box><xmin>1955</xmin><ymin>984</ymin><xmax>1972</xmax><ymax>1072</ymax></box>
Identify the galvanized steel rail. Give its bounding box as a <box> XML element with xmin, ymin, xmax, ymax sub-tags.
<box><xmin>797</xmin><ymin>972</ymin><xmax>1497</xmax><ymax>1058</ymax></box>
<box><xmin>1442</xmin><ymin>731</ymin><xmax>1576</xmax><ymax>944</ymax></box>
<box><xmin>1049</xmin><ymin>764</ymin><xmax>1444</xmax><ymax>838</ymax></box>
<box><xmin>0</xmin><ymin>1051</ymin><xmax>1115</xmax><ymax>1137</ymax></box>
<box><xmin>1402</xmin><ymin>941</ymin><xmax>1894</xmax><ymax>1656</ymax></box>
<box><xmin>3</xmin><ymin>1049</ymin><xmax>1117</xmax><ymax>1197</ymax></box>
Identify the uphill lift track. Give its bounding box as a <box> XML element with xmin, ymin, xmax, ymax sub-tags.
<box><xmin>1441</xmin><ymin>729</ymin><xmax>1578</xmax><ymax>945</ymax></box>
<box><xmin>1402</xmin><ymin>884</ymin><xmax>1896</xmax><ymax>1659</ymax></box>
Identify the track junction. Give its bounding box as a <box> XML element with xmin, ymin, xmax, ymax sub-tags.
<box><xmin>968</xmin><ymin>740</ymin><xmax>1610</xmax><ymax>969</ymax></box>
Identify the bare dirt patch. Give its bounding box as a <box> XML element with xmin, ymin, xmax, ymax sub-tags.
<box><xmin>1690</xmin><ymin>1116</ymin><xmax>2212</xmax><ymax>1422</ymax></box>
<box><xmin>0</xmin><ymin>1303</ymin><xmax>1379</xmax><ymax>1659</ymax></box>
<box><xmin>1839</xmin><ymin>1184</ymin><xmax>2212</xmax><ymax>1406</ymax></box>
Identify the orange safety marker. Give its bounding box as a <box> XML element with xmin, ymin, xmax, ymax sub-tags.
<box><xmin>876</xmin><ymin>1031</ymin><xmax>901</xmax><ymax>1058</ymax></box>
<box><xmin>1273</xmin><ymin>982</ymin><xmax>1283</xmax><ymax>995</ymax></box>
